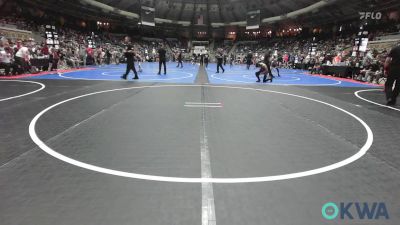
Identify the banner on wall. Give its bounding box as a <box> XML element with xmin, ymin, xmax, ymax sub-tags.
<box><xmin>141</xmin><ymin>6</ymin><xmax>155</xmax><ymax>26</ymax></box>
<box><xmin>194</xmin><ymin>46</ymin><xmax>206</xmax><ymax>54</ymax></box>
<box><xmin>247</xmin><ymin>10</ymin><xmax>260</xmax><ymax>30</ymax></box>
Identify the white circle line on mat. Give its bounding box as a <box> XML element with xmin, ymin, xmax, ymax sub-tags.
<box><xmin>355</xmin><ymin>89</ymin><xmax>400</xmax><ymax>112</ymax></box>
<box><xmin>59</xmin><ymin>71</ymin><xmax>194</xmax><ymax>81</ymax></box>
<box><xmin>29</xmin><ymin>84</ymin><xmax>373</xmax><ymax>183</ymax></box>
<box><xmin>0</xmin><ymin>80</ymin><xmax>45</xmax><ymax>102</ymax></box>
<box><xmin>241</xmin><ymin>74</ymin><xmax>301</xmax><ymax>81</ymax></box>
<box><xmin>210</xmin><ymin>74</ymin><xmax>342</xmax><ymax>86</ymax></box>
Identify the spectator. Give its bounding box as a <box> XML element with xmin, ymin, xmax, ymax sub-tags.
<box><xmin>0</xmin><ymin>38</ymin><xmax>18</xmax><ymax>76</ymax></box>
<box><xmin>14</xmin><ymin>41</ymin><xmax>30</xmax><ymax>74</ymax></box>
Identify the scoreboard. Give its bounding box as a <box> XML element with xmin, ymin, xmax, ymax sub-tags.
<box><xmin>45</xmin><ymin>25</ymin><xmax>59</xmax><ymax>49</ymax></box>
<box><xmin>247</xmin><ymin>10</ymin><xmax>260</xmax><ymax>30</ymax></box>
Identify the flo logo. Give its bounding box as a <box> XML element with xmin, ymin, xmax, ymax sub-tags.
<box><xmin>322</xmin><ymin>202</ymin><xmax>389</xmax><ymax>220</ymax></box>
<box><xmin>359</xmin><ymin>12</ymin><xmax>382</xmax><ymax>20</ymax></box>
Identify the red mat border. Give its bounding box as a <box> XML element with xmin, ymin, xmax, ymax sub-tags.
<box><xmin>305</xmin><ymin>73</ymin><xmax>384</xmax><ymax>87</ymax></box>
<box><xmin>0</xmin><ymin>68</ymin><xmax>95</xmax><ymax>79</ymax></box>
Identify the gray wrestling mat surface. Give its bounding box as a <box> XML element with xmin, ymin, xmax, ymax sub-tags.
<box><xmin>1</xmin><ymin>78</ymin><xmax>399</xmax><ymax>225</ymax></box>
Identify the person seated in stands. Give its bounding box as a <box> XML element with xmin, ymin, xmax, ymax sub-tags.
<box><xmin>105</xmin><ymin>48</ymin><xmax>111</xmax><ymax>65</ymax></box>
<box><xmin>70</xmin><ymin>47</ymin><xmax>81</xmax><ymax>68</ymax></box>
<box><xmin>367</xmin><ymin>61</ymin><xmax>384</xmax><ymax>83</ymax></box>
<box><xmin>57</xmin><ymin>47</ymin><xmax>67</xmax><ymax>69</ymax></box>
<box><xmin>310</xmin><ymin>62</ymin><xmax>322</xmax><ymax>74</ymax></box>
<box><xmin>41</xmin><ymin>43</ymin><xmax>49</xmax><ymax>56</ymax></box>
<box><xmin>79</xmin><ymin>45</ymin><xmax>87</xmax><ymax>66</ymax></box>
<box><xmin>13</xmin><ymin>40</ymin><xmax>22</xmax><ymax>51</ymax></box>
<box><xmin>283</xmin><ymin>53</ymin><xmax>289</xmax><ymax>68</ymax></box>
<box><xmin>72</xmin><ymin>48</ymin><xmax>81</xmax><ymax>68</ymax></box>
<box><xmin>365</xmin><ymin>65</ymin><xmax>377</xmax><ymax>83</ymax></box>
<box><xmin>112</xmin><ymin>48</ymin><xmax>121</xmax><ymax>65</ymax></box>
<box><xmin>333</xmin><ymin>53</ymin><xmax>342</xmax><ymax>65</ymax></box>
<box><xmin>86</xmin><ymin>46</ymin><xmax>94</xmax><ymax>65</ymax></box>
<box><xmin>373</xmin><ymin>66</ymin><xmax>385</xmax><ymax>84</ymax></box>
<box><xmin>14</xmin><ymin>41</ymin><xmax>31</xmax><ymax>74</ymax></box>
<box><xmin>95</xmin><ymin>46</ymin><xmax>102</xmax><ymax>66</ymax></box>
<box><xmin>325</xmin><ymin>59</ymin><xmax>333</xmax><ymax>66</ymax></box>
<box><xmin>49</xmin><ymin>47</ymin><xmax>60</xmax><ymax>71</ymax></box>
<box><xmin>0</xmin><ymin>38</ymin><xmax>18</xmax><ymax>76</ymax></box>
<box><xmin>363</xmin><ymin>49</ymin><xmax>374</xmax><ymax>67</ymax></box>
<box><xmin>356</xmin><ymin>65</ymin><xmax>372</xmax><ymax>82</ymax></box>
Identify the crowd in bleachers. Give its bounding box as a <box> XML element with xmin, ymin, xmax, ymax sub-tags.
<box><xmin>0</xmin><ymin>16</ymin><xmax>38</xmax><ymax>31</ymax></box>
<box><xmin>213</xmin><ymin>41</ymin><xmax>233</xmax><ymax>54</ymax></box>
<box><xmin>0</xmin><ymin>24</ymin><xmax>124</xmax><ymax>75</ymax></box>
<box><xmin>0</xmin><ymin>15</ymin><xmax>176</xmax><ymax>76</ymax></box>
<box><xmin>1</xmin><ymin>13</ymin><xmax>399</xmax><ymax>84</ymax></box>
<box><xmin>228</xmin><ymin>33</ymin><xmax>397</xmax><ymax>84</ymax></box>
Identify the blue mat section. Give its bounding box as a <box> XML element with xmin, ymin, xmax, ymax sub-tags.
<box><xmin>28</xmin><ymin>63</ymin><xmax>198</xmax><ymax>84</ymax></box>
<box><xmin>206</xmin><ymin>63</ymin><xmax>377</xmax><ymax>87</ymax></box>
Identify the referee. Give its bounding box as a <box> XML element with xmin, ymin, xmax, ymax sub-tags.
<box><xmin>158</xmin><ymin>44</ymin><xmax>167</xmax><ymax>75</ymax></box>
<box><xmin>384</xmin><ymin>44</ymin><xmax>400</xmax><ymax>105</ymax></box>
<box><xmin>216</xmin><ymin>50</ymin><xmax>225</xmax><ymax>73</ymax></box>
<box><xmin>246</xmin><ymin>51</ymin><xmax>253</xmax><ymax>70</ymax></box>
<box><xmin>121</xmin><ymin>45</ymin><xmax>138</xmax><ymax>80</ymax></box>
<box><xmin>176</xmin><ymin>51</ymin><xmax>183</xmax><ymax>68</ymax></box>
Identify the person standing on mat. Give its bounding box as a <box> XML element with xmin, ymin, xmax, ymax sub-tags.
<box><xmin>105</xmin><ymin>48</ymin><xmax>111</xmax><ymax>65</ymax></box>
<box><xmin>216</xmin><ymin>49</ymin><xmax>225</xmax><ymax>73</ymax></box>
<box><xmin>223</xmin><ymin>54</ymin><xmax>227</xmax><ymax>66</ymax></box>
<box><xmin>200</xmin><ymin>53</ymin><xmax>204</xmax><ymax>66</ymax></box>
<box><xmin>230</xmin><ymin>53</ymin><xmax>235</xmax><ymax>68</ymax></box>
<box><xmin>136</xmin><ymin>53</ymin><xmax>143</xmax><ymax>73</ymax></box>
<box><xmin>204</xmin><ymin>53</ymin><xmax>209</xmax><ymax>68</ymax></box>
<box><xmin>271</xmin><ymin>58</ymin><xmax>280</xmax><ymax>77</ymax></box>
<box><xmin>176</xmin><ymin>51</ymin><xmax>183</xmax><ymax>68</ymax></box>
<box><xmin>263</xmin><ymin>52</ymin><xmax>275</xmax><ymax>79</ymax></box>
<box><xmin>384</xmin><ymin>44</ymin><xmax>400</xmax><ymax>105</ymax></box>
<box><xmin>121</xmin><ymin>45</ymin><xmax>138</xmax><ymax>80</ymax></box>
<box><xmin>246</xmin><ymin>51</ymin><xmax>253</xmax><ymax>70</ymax></box>
<box><xmin>158</xmin><ymin>45</ymin><xmax>167</xmax><ymax>75</ymax></box>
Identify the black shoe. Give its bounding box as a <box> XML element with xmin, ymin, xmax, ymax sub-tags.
<box><xmin>263</xmin><ymin>80</ymin><xmax>267</xmax><ymax>83</ymax></box>
<box><xmin>264</xmin><ymin>79</ymin><xmax>272</xmax><ymax>83</ymax></box>
<box><xmin>157</xmin><ymin>72</ymin><xmax>161</xmax><ymax>75</ymax></box>
<box><xmin>121</xmin><ymin>76</ymin><xmax>127</xmax><ymax>80</ymax></box>
<box><xmin>164</xmin><ymin>72</ymin><xmax>166</xmax><ymax>75</ymax></box>
<box><xmin>222</xmin><ymin>70</ymin><xmax>225</xmax><ymax>73</ymax></box>
<box><xmin>387</xmin><ymin>101</ymin><xmax>395</xmax><ymax>106</ymax></box>
<box><xmin>133</xmin><ymin>76</ymin><xmax>139</xmax><ymax>80</ymax></box>
<box><xmin>216</xmin><ymin>71</ymin><xmax>219</xmax><ymax>73</ymax></box>
<box><xmin>256</xmin><ymin>80</ymin><xmax>261</xmax><ymax>83</ymax></box>
<box><xmin>387</xmin><ymin>98</ymin><xmax>395</xmax><ymax>106</ymax></box>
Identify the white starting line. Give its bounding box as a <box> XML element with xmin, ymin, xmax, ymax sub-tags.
<box><xmin>185</xmin><ymin>102</ymin><xmax>222</xmax><ymax>108</ymax></box>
